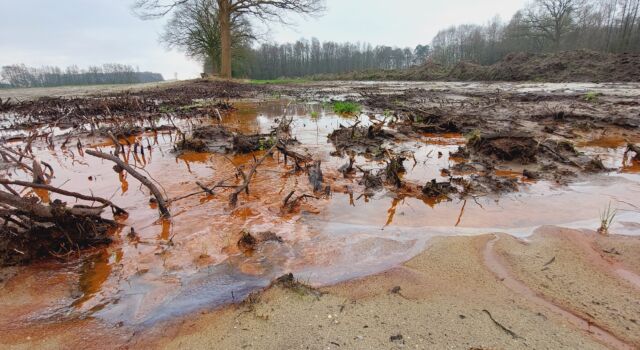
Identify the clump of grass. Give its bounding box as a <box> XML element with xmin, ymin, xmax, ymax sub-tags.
<box><xmin>310</xmin><ymin>111</ymin><xmax>319</xmax><ymax>119</ymax></box>
<box><xmin>465</xmin><ymin>129</ymin><xmax>482</xmax><ymax>145</ymax></box>
<box><xmin>584</xmin><ymin>91</ymin><xmax>600</xmax><ymax>103</ymax></box>
<box><xmin>598</xmin><ymin>202</ymin><xmax>617</xmax><ymax>236</ymax></box>
<box><xmin>332</xmin><ymin>101</ymin><xmax>361</xmax><ymax>115</ymax></box>
<box><xmin>275</xmin><ymin>273</ymin><xmax>323</xmax><ymax>298</ymax></box>
<box><xmin>258</xmin><ymin>136</ymin><xmax>276</xmax><ymax>151</ymax></box>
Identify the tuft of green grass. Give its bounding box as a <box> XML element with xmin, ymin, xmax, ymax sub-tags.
<box><xmin>332</xmin><ymin>101</ymin><xmax>361</xmax><ymax>115</ymax></box>
<box><xmin>598</xmin><ymin>202</ymin><xmax>617</xmax><ymax>235</ymax></box>
<box><xmin>584</xmin><ymin>91</ymin><xmax>600</xmax><ymax>103</ymax></box>
<box><xmin>258</xmin><ymin>136</ymin><xmax>276</xmax><ymax>151</ymax></box>
<box><xmin>465</xmin><ymin>129</ymin><xmax>482</xmax><ymax>145</ymax></box>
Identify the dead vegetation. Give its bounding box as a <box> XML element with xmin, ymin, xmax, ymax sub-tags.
<box><xmin>0</xmin><ymin>148</ymin><xmax>124</xmax><ymax>266</ymax></box>
<box><xmin>1</xmin><ymin>78</ymin><xmax>638</xmax><ymax>269</ymax></box>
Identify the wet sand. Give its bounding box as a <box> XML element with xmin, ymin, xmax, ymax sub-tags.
<box><xmin>1</xmin><ymin>228</ymin><xmax>639</xmax><ymax>349</ymax></box>
<box><xmin>132</xmin><ymin>228</ymin><xmax>640</xmax><ymax>350</ymax></box>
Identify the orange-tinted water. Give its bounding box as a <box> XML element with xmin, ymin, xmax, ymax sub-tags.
<box><xmin>1</xmin><ymin>100</ymin><xmax>639</xmax><ymax>328</ymax></box>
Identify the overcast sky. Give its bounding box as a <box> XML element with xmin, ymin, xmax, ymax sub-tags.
<box><xmin>0</xmin><ymin>0</ymin><xmax>527</xmax><ymax>80</ymax></box>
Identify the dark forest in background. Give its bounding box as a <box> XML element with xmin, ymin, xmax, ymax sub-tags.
<box><xmin>241</xmin><ymin>0</ymin><xmax>640</xmax><ymax>79</ymax></box>
<box><xmin>0</xmin><ymin>64</ymin><xmax>164</xmax><ymax>88</ymax></box>
<box><xmin>244</xmin><ymin>40</ymin><xmax>430</xmax><ymax>79</ymax></box>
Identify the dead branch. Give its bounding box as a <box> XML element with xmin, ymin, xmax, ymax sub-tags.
<box><xmin>229</xmin><ymin>142</ymin><xmax>278</xmax><ymax>207</ymax></box>
<box><xmin>0</xmin><ymin>179</ymin><xmax>126</xmax><ymax>215</ymax></box>
<box><xmin>0</xmin><ymin>190</ymin><xmax>104</xmax><ymax>218</ymax></box>
<box><xmin>282</xmin><ymin>190</ymin><xmax>319</xmax><ymax>212</ymax></box>
<box><xmin>86</xmin><ymin>149</ymin><xmax>170</xmax><ymax>217</ymax></box>
<box><xmin>307</xmin><ymin>160</ymin><xmax>325</xmax><ymax>193</ymax></box>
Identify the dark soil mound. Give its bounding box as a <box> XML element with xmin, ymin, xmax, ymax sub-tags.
<box><xmin>318</xmin><ymin>50</ymin><xmax>640</xmax><ymax>82</ymax></box>
<box><xmin>449</xmin><ymin>50</ymin><xmax>640</xmax><ymax>82</ymax></box>
<box><xmin>470</xmin><ymin>134</ymin><xmax>539</xmax><ymax>163</ymax></box>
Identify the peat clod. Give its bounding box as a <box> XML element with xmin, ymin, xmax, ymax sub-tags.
<box><xmin>180</xmin><ymin>125</ymin><xmax>277</xmax><ymax>154</ymax></box>
<box><xmin>237</xmin><ymin>231</ymin><xmax>258</xmax><ymax>253</ymax></box>
<box><xmin>237</xmin><ymin>230</ymin><xmax>284</xmax><ymax>254</ymax></box>
<box><xmin>0</xmin><ymin>98</ymin><xmax>12</xmax><ymax>113</ymax></box>
<box><xmin>308</xmin><ymin>160</ymin><xmax>328</xmax><ymax>194</ymax></box>
<box><xmin>274</xmin><ymin>273</ymin><xmax>322</xmax><ymax>298</ymax></box>
<box><xmin>471</xmin><ymin>174</ymin><xmax>519</xmax><ymax>193</ymax></box>
<box><xmin>626</xmin><ymin>143</ymin><xmax>640</xmax><ymax>161</ymax></box>
<box><xmin>358</xmin><ymin>168</ymin><xmax>384</xmax><ymax>191</ymax></box>
<box><xmin>338</xmin><ymin>155</ymin><xmax>356</xmax><ymax>176</ymax></box>
<box><xmin>469</xmin><ymin>133</ymin><xmax>538</xmax><ymax>163</ymax></box>
<box><xmin>523</xmin><ymin>169</ymin><xmax>540</xmax><ymax>180</ymax></box>
<box><xmin>328</xmin><ymin>124</ymin><xmax>393</xmax><ymax>156</ymax></box>
<box><xmin>233</xmin><ymin>134</ymin><xmax>275</xmax><ymax>153</ymax></box>
<box><xmin>421</xmin><ymin>179</ymin><xmax>458</xmax><ymax>198</ymax></box>
<box><xmin>384</xmin><ymin>156</ymin><xmax>406</xmax><ymax>188</ymax></box>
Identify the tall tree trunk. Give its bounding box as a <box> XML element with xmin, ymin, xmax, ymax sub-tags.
<box><xmin>218</xmin><ymin>0</ymin><xmax>232</xmax><ymax>79</ymax></box>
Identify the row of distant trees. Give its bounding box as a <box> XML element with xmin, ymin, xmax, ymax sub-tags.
<box><xmin>154</xmin><ymin>0</ymin><xmax>427</xmax><ymax>78</ymax></box>
<box><xmin>243</xmin><ymin>40</ymin><xmax>430</xmax><ymax>79</ymax></box>
<box><xmin>431</xmin><ymin>0</ymin><xmax>640</xmax><ymax>66</ymax></box>
<box><xmin>0</xmin><ymin>64</ymin><xmax>164</xmax><ymax>88</ymax></box>
<box><xmin>153</xmin><ymin>0</ymin><xmax>639</xmax><ymax>79</ymax></box>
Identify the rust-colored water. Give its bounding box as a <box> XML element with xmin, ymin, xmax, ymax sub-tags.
<box><xmin>1</xmin><ymin>100</ymin><xmax>639</xmax><ymax>332</ymax></box>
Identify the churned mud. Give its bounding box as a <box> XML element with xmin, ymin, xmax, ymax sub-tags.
<box><xmin>0</xmin><ymin>80</ymin><xmax>639</xmax><ymax>349</ymax></box>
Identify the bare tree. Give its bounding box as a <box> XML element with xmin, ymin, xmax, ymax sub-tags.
<box><xmin>134</xmin><ymin>0</ymin><xmax>324</xmax><ymax>79</ymax></box>
<box><xmin>524</xmin><ymin>0</ymin><xmax>585</xmax><ymax>49</ymax></box>
<box><xmin>160</xmin><ymin>0</ymin><xmax>253</xmax><ymax>75</ymax></box>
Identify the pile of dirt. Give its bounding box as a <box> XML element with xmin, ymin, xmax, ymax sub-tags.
<box><xmin>328</xmin><ymin>124</ymin><xmax>393</xmax><ymax>157</ymax></box>
<box><xmin>179</xmin><ymin>125</ymin><xmax>275</xmax><ymax>154</ymax></box>
<box><xmin>314</xmin><ymin>50</ymin><xmax>640</xmax><ymax>82</ymax></box>
<box><xmin>469</xmin><ymin>134</ymin><xmax>539</xmax><ymax>163</ymax></box>
<box><xmin>447</xmin><ymin>50</ymin><xmax>640</xmax><ymax>82</ymax></box>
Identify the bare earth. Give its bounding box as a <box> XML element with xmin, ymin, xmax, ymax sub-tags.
<box><xmin>134</xmin><ymin>229</ymin><xmax>640</xmax><ymax>350</ymax></box>
<box><xmin>0</xmin><ymin>81</ymin><xmax>639</xmax><ymax>349</ymax></box>
<box><xmin>0</xmin><ymin>81</ymin><xmax>176</xmax><ymax>101</ymax></box>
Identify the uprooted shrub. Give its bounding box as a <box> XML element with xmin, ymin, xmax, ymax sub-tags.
<box><xmin>0</xmin><ymin>196</ymin><xmax>117</xmax><ymax>266</ymax></box>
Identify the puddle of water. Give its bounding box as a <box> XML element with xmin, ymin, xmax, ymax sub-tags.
<box><xmin>2</xmin><ymin>99</ymin><xmax>639</xmax><ymax>328</ymax></box>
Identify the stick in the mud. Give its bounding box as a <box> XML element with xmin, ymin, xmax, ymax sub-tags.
<box><xmin>31</xmin><ymin>159</ymin><xmax>46</xmax><ymax>184</ymax></box>
<box><xmin>307</xmin><ymin>160</ymin><xmax>325</xmax><ymax>193</ymax></box>
<box><xmin>86</xmin><ymin>149</ymin><xmax>170</xmax><ymax>217</ymax></box>
<box><xmin>229</xmin><ymin>142</ymin><xmax>278</xmax><ymax>207</ymax></box>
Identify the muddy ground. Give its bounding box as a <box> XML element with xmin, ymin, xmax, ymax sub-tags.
<box><xmin>0</xmin><ymin>79</ymin><xmax>639</xmax><ymax>349</ymax></box>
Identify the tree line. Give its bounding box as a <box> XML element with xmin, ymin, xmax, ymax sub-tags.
<box><xmin>243</xmin><ymin>40</ymin><xmax>430</xmax><ymax>79</ymax></box>
<box><xmin>431</xmin><ymin>0</ymin><xmax>640</xmax><ymax>66</ymax></box>
<box><xmin>0</xmin><ymin>64</ymin><xmax>164</xmax><ymax>88</ymax></box>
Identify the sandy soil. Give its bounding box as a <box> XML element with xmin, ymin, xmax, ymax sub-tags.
<box><xmin>1</xmin><ymin>229</ymin><xmax>638</xmax><ymax>349</ymax></box>
<box><xmin>127</xmin><ymin>230</ymin><xmax>639</xmax><ymax>350</ymax></box>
